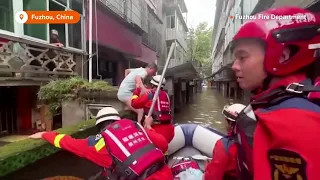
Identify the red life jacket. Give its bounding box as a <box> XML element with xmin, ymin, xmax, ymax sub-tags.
<box><xmin>220</xmin><ymin>137</ymin><xmax>238</xmax><ymax>180</ymax></box>
<box><xmin>235</xmin><ymin>79</ymin><xmax>320</xmax><ymax>180</ymax></box>
<box><xmin>101</xmin><ymin>119</ymin><xmax>165</xmax><ymax>180</ymax></box>
<box><xmin>171</xmin><ymin>157</ymin><xmax>201</xmax><ymax>177</ymax></box>
<box><xmin>145</xmin><ymin>90</ymin><xmax>172</xmax><ymax>124</ymax></box>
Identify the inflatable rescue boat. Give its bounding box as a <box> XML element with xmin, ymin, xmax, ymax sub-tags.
<box><xmin>167</xmin><ymin>124</ymin><xmax>225</xmax><ymax>170</ymax></box>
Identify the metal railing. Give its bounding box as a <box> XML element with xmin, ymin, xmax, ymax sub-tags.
<box><xmin>0</xmin><ymin>33</ymin><xmax>79</xmax><ymax>81</ymax></box>
<box><xmin>99</xmin><ymin>0</ymin><xmax>148</xmax><ymax>32</ymax></box>
<box><xmin>142</xmin><ymin>6</ymin><xmax>164</xmax><ymax>56</ymax></box>
<box><xmin>166</xmin><ymin>28</ymin><xmax>187</xmax><ymax>50</ymax></box>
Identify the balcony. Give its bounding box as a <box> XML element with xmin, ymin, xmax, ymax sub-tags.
<box><xmin>164</xmin><ymin>0</ymin><xmax>188</xmax><ymax>13</ymax></box>
<box><xmin>166</xmin><ymin>29</ymin><xmax>187</xmax><ymax>51</ymax></box>
<box><xmin>168</xmin><ymin>58</ymin><xmax>186</xmax><ymax>68</ymax></box>
<box><xmin>98</xmin><ymin>0</ymin><xmax>148</xmax><ymax>33</ymax></box>
<box><xmin>0</xmin><ymin>33</ymin><xmax>81</xmax><ymax>84</ymax></box>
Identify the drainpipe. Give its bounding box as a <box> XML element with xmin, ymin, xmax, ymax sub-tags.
<box><xmin>88</xmin><ymin>0</ymin><xmax>93</xmax><ymax>82</ymax></box>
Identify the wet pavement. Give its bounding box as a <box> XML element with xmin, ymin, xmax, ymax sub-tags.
<box><xmin>175</xmin><ymin>87</ymin><xmax>242</xmax><ymax>133</ymax></box>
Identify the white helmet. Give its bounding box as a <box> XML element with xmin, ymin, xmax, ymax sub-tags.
<box><xmin>222</xmin><ymin>103</ymin><xmax>246</xmax><ymax>122</ymax></box>
<box><xmin>96</xmin><ymin>107</ymin><xmax>121</xmax><ymax>125</ymax></box>
<box><xmin>150</xmin><ymin>75</ymin><xmax>165</xmax><ymax>87</ymax></box>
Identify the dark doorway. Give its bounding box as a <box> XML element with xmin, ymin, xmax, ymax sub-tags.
<box><xmin>0</xmin><ymin>87</ymin><xmax>17</xmax><ymax>136</ymax></box>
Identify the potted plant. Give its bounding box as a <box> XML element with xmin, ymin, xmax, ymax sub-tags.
<box><xmin>37</xmin><ymin>76</ymin><xmax>118</xmax><ymax>128</ymax></box>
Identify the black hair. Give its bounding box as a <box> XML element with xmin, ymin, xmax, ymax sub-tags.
<box><xmin>227</xmin><ymin>120</ymin><xmax>236</xmax><ymax>126</ymax></box>
<box><xmin>96</xmin><ymin>120</ymin><xmax>117</xmax><ymax>132</ymax></box>
<box><xmin>151</xmin><ymin>84</ymin><xmax>164</xmax><ymax>89</ymax></box>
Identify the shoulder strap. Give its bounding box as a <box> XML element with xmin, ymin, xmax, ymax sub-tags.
<box><xmin>221</xmin><ymin>137</ymin><xmax>236</xmax><ymax>156</ymax></box>
<box><xmin>251</xmin><ymin>82</ymin><xmax>320</xmax><ymax>107</ymax></box>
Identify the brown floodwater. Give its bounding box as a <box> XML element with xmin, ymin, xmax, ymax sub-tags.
<box><xmin>175</xmin><ymin>87</ymin><xmax>243</xmax><ymax>134</ymax></box>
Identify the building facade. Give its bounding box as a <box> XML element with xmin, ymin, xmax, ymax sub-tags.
<box><xmin>160</xmin><ymin>0</ymin><xmax>201</xmax><ymax>114</ymax></box>
<box><xmin>86</xmin><ymin>0</ymin><xmax>165</xmax><ymax>86</ymax></box>
<box><xmin>163</xmin><ymin>0</ymin><xmax>188</xmax><ymax>69</ymax></box>
<box><xmin>0</xmin><ymin>0</ymin><xmax>86</xmax><ymax>136</ymax></box>
<box><xmin>210</xmin><ymin>0</ymin><xmax>319</xmax><ymax>101</ymax></box>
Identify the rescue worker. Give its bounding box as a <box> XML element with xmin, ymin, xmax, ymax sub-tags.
<box><xmin>131</xmin><ymin>75</ymin><xmax>175</xmax><ymax>144</ymax></box>
<box><xmin>230</xmin><ymin>7</ymin><xmax>320</xmax><ymax>180</ymax></box>
<box><xmin>29</xmin><ymin>107</ymin><xmax>173</xmax><ymax>180</ymax></box>
<box><xmin>203</xmin><ymin>103</ymin><xmax>245</xmax><ymax>180</ymax></box>
<box><xmin>117</xmin><ymin>63</ymin><xmax>158</xmax><ymax>123</ymax></box>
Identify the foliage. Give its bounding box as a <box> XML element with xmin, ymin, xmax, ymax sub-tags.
<box><xmin>187</xmin><ymin>22</ymin><xmax>213</xmax><ymax>63</ymax></box>
<box><xmin>38</xmin><ymin>77</ymin><xmax>117</xmax><ymax>115</ymax></box>
<box><xmin>201</xmin><ymin>60</ymin><xmax>213</xmax><ymax>77</ymax></box>
<box><xmin>0</xmin><ymin>119</ymin><xmax>96</xmax><ymax>176</ymax></box>
<box><xmin>186</xmin><ymin>22</ymin><xmax>213</xmax><ymax>77</ymax></box>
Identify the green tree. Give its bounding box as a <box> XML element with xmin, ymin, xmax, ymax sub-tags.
<box><xmin>187</xmin><ymin>22</ymin><xmax>213</xmax><ymax>77</ymax></box>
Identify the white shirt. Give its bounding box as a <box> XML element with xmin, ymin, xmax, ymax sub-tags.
<box><xmin>117</xmin><ymin>67</ymin><xmax>148</xmax><ymax>97</ymax></box>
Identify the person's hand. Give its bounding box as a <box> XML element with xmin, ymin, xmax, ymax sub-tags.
<box><xmin>57</xmin><ymin>43</ymin><xmax>64</xmax><ymax>47</ymax></box>
<box><xmin>52</xmin><ymin>43</ymin><xmax>64</xmax><ymax>48</ymax></box>
<box><xmin>144</xmin><ymin>115</ymin><xmax>153</xmax><ymax>129</ymax></box>
<box><xmin>29</xmin><ymin>132</ymin><xmax>46</xmax><ymax>139</ymax></box>
<box><xmin>141</xmin><ymin>86</ymin><xmax>151</xmax><ymax>94</ymax></box>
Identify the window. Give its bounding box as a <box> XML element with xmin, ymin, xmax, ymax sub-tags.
<box><xmin>22</xmin><ymin>0</ymin><xmax>83</xmax><ymax>49</ymax></box>
<box><xmin>56</xmin><ymin>0</ymin><xmax>67</xmax><ymax>5</ymax></box>
<box><xmin>166</xmin><ymin>16</ymin><xmax>170</xmax><ymax>28</ymax></box>
<box><xmin>23</xmin><ymin>0</ymin><xmax>48</xmax><ymax>40</ymax></box>
<box><xmin>166</xmin><ymin>15</ymin><xmax>175</xmax><ymax>29</ymax></box>
<box><xmin>0</xmin><ymin>0</ymin><xmax>14</xmax><ymax>32</ymax></box>
<box><xmin>170</xmin><ymin>16</ymin><xmax>175</xmax><ymax>28</ymax></box>
<box><xmin>68</xmin><ymin>0</ymin><xmax>83</xmax><ymax>49</ymax></box>
<box><xmin>49</xmin><ymin>0</ymin><xmax>67</xmax><ymax>45</ymax></box>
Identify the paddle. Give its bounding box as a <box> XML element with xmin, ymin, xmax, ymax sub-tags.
<box><xmin>173</xmin><ymin>154</ymin><xmax>212</xmax><ymax>161</ymax></box>
<box><xmin>147</xmin><ymin>42</ymin><xmax>176</xmax><ymax>118</ymax></box>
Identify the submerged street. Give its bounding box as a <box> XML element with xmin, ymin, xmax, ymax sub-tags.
<box><xmin>175</xmin><ymin>87</ymin><xmax>243</xmax><ymax>133</ymax></box>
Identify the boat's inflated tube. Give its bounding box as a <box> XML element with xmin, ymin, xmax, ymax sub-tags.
<box><xmin>168</xmin><ymin>124</ymin><xmax>224</xmax><ymax>157</ymax></box>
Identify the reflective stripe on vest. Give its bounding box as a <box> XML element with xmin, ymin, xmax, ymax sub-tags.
<box><xmin>147</xmin><ymin>91</ymin><xmax>171</xmax><ymax>119</ymax></box>
<box><xmin>54</xmin><ymin>134</ymin><xmax>66</xmax><ymax>148</ymax></box>
<box><xmin>95</xmin><ymin>138</ymin><xmax>105</xmax><ymax>152</ymax></box>
<box><xmin>132</xmin><ymin>95</ymin><xmax>138</xmax><ymax>99</ymax></box>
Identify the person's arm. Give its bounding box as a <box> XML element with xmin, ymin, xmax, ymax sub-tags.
<box><xmin>135</xmin><ymin>69</ymin><xmax>148</xmax><ymax>90</ymax></box>
<box><xmin>203</xmin><ymin>140</ymin><xmax>231</xmax><ymax>180</ymax></box>
<box><xmin>135</xmin><ymin>76</ymin><xmax>144</xmax><ymax>88</ymax></box>
<box><xmin>132</xmin><ymin>91</ymin><xmax>152</xmax><ymax>109</ymax></box>
<box><xmin>125</xmin><ymin>69</ymin><xmax>131</xmax><ymax>77</ymax></box>
<box><xmin>42</xmin><ymin>132</ymin><xmax>113</xmax><ymax>168</ymax></box>
<box><xmin>145</xmin><ymin>128</ymin><xmax>168</xmax><ymax>153</ymax></box>
<box><xmin>144</xmin><ymin>115</ymin><xmax>168</xmax><ymax>153</ymax></box>
<box><xmin>42</xmin><ymin>132</ymin><xmax>91</xmax><ymax>157</ymax></box>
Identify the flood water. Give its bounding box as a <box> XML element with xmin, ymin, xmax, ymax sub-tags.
<box><xmin>2</xmin><ymin>87</ymin><xmax>238</xmax><ymax>180</ymax></box>
<box><xmin>175</xmin><ymin>87</ymin><xmax>242</xmax><ymax>134</ymax></box>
